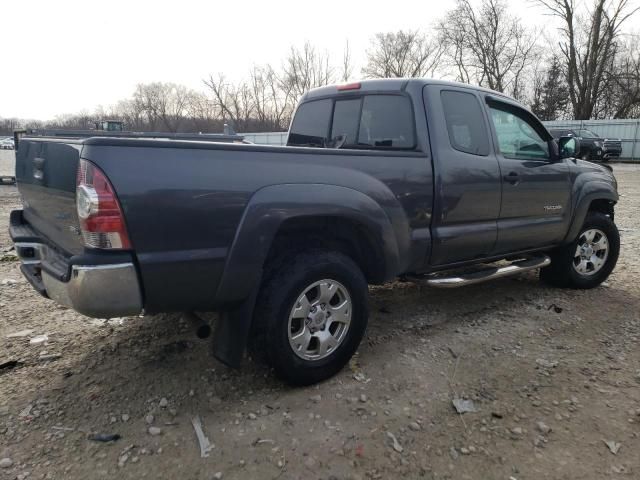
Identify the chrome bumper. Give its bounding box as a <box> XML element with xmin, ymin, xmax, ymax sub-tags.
<box><xmin>15</xmin><ymin>241</ymin><xmax>142</xmax><ymax>319</ymax></box>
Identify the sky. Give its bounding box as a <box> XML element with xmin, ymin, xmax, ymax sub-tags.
<box><xmin>0</xmin><ymin>0</ymin><xmax>553</xmax><ymax>120</ymax></box>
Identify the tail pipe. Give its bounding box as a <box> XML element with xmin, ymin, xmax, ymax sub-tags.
<box><xmin>183</xmin><ymin>312</ymin><xmax>212</xmax><ymax>339</ymax></box>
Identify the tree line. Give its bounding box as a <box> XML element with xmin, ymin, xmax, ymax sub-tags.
<box><xmin>1</xmin><ymin>0</ymin><xmax>639</xmax><ymax>137</ymax></box>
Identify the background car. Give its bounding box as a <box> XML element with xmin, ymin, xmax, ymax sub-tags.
<box><xmin>0</xmin><ymin>138</ymin><xmax>15</xmax><ymax>149</ymax></box>
<box><xmin>549</xmin><ymin>128</ymin><xmax>622</xmax><ymax>162</ymax></box>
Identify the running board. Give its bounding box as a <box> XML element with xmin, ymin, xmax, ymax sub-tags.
<box><xmin>409</xmin><ymin>255</ymin><xmax>551</xmax><ymax>288</ymax></box>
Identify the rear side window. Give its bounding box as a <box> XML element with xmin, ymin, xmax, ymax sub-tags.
<box><xmin>358</xmin><ymin>95</ymin><xmax>415</xmax><ymax>149</ymax></box>
<box><xmin>288</xmin><ymin>99</ymin><xmax>332</xmax><ymax>147</ymax></box>
<box><xmin>441</xmin><ymin>90</ymin><xmax>489</xmax><ymax>156</ymax></box>
<box><xmin>291</xmin><ymin>94</ymin><xmax>415</xmax><ymax>150</ymax></box>
<box><xmin>331</xmin><ymin>99</ymin><xmax>361</xmax><ymax>145</ymax></box>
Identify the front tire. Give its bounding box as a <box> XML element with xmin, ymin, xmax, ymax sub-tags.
<box><xmin>254</xmin><ymin>250</ymin><xmax>369</xmax><ymax>386</ymax></box>
<box><xmin>540</xmin><ymin>212</ymin><xmax>619</xmax><ymax>289</ymax></box>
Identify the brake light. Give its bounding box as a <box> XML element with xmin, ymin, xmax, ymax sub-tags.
<box><xmin>76</xmin><ymin>159</ymin><xmax>131</xmax><ymax>249</ymax></box>
<box><xmin>337</xmin><ymin>82</ymin><xmax>361</xmax><ymax>91</ymax></box>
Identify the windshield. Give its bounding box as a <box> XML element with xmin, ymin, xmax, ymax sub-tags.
<box><xmin>578</xmin><ymin>129</ymin><xmax>599</xmax><ymax>138</ymax></box>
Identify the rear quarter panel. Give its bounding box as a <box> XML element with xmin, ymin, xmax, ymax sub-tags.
<box><xmin>82</xmin><ymin>140</ymin><xmax>432</xmax><ymax>312</ymax></box>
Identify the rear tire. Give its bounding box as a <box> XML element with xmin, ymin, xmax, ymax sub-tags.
<box><xmin>253</xmin><ymin>250</ymin><xmax>369</xmax><ymax>386</ymax></box>
<box><xmin>540</xmin><ymin>212</ymin><xmax>619</xmax><ymax>289</ymax></box>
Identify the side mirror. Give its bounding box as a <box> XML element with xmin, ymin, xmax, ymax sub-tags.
<box><xmin>558</xmin><ymin>135</ymin><xmax>579</xmax><ymax>159</ymax></box>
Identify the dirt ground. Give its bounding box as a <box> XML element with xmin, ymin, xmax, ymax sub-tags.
<box><xmin>1</xmin><ymin>162</ymin><xmax>639</xmax><ymax>480</ymax></box>
<box><xmin>0</xmin><ymin>150</ymin><xmax>15</xmax><ymax>178</ymax></box>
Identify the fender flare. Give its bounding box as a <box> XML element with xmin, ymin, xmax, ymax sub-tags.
<box><xmin>214</xmin><ymin>183</ymin><xmax>408</xmax><ymax>304</ymax></box>
<box><xmin>564</xmin><ymin>181</ymin><xmax>618</xmax><ymax>243</ymax></box>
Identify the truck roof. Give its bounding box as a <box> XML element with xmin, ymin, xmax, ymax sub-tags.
<box><xmin>303</xmin><ymin>78</ymin><xmax>515</xmax><ymax>103</ymax></box>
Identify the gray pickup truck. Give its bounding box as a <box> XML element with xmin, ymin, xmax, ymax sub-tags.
<box><xmin>10</xmin><ymin>79</ymin><xmax>620</xmax><ymax>385</ymax></box>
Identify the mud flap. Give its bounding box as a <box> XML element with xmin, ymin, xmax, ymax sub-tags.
<box><xmin>211</xmin><ymin>272</ymin><xmax>261</xmax><ymax>368</ymax></box>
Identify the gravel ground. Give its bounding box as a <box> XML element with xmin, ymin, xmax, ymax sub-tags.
<box><xmin>0</xmin><ymin>150</ymin><xmax>15</xmax><ymax>178</ymax></box>
<box><xmin>1</xmin><ymin>165</ymin><xmax>639</xmax><ymax>480</ymax></box>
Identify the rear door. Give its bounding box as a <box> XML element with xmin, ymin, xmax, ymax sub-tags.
<box><xmin>423</xmin><ymin>85</ymin><xmax>502</xmax><ymax>265</ymax></box>
<box><xmin>484</xmin><ymin>98</ymin><xmax>571</xmax><ymax>253</ymax></box>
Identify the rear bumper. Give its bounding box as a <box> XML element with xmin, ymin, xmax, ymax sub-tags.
<box><xmin>40</xmin><ymin>263</ymin><xmax>142</xmax><ymax>318</ymax></box>
<box><xmin>10</xmin><ymin>210</ymin><xmax>143</xmax><ymax>318</ymax></box>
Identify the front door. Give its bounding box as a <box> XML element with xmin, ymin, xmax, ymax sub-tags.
<box><xmin>424</xmin><ymin>86</ymin><xmax>502</xmax><ymax>266</ymax></box>
<box><xmin>485</xmin><ymin>99</ymin><xmax>571</xmax><ymax>254</ymax></box>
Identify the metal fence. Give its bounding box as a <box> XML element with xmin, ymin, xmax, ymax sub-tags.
<box><xmin>243</xmin><ymin>119</ymin><xmax>640</xmax><ymax>162</ymax></box>
<box><xmin>241</xmin><ymin>132</ymin><xmax>288</xmax><ymax>146</ymax></box>
<box><xmin>543</xmin><ymin>119</ymin><xmax>640</xmax><ymax>161</ymax></box>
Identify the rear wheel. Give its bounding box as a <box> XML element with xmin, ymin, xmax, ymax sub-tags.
<box><xmin>540</xmin><ymin>212</ymin><xmax>619</xmax><ymax>289</ymax></box>
<box><xmin>253</xmin><ymin>250</ymin><xmax>369</xmax><ymax>385</ymax></box>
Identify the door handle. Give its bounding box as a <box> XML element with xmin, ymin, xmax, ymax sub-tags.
<box><xmin>503</xmin><ymin>172</ymin><xmax>520</xmax><ymax>184</ymax></box>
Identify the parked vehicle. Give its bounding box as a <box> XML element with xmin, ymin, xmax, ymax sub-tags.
<box><xmin>549</xmin><ymin>128</ymin><xmax>622</xmax><ymax>161</ymax></box>
<box><xmin>0</xmin><ymin>137</ymin><xmax>15</xmax><ymax>149</ymax></box>
<box><xmin>10</xmin><ymin>79</ymin><xmax>620</xmax><ymax>385</ymax></box>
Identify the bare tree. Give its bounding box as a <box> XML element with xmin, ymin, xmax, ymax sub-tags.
<box><xmin>341</xmin><ymin>40</ymin><xmax>354</xmax><ymax>82</ymax></box>
<box><xmin>249</xmin><ymin>65</ymin><xmax>295</xmax><ymax>131</ymax></box>
<box><xmin>203</xmin><ymin>74</ymin><xmax>254</xmax><ymax>132</ymax></box>
<box><xmin>281</xmin><ymin>42</ymin><xmax>336</xmax><ymax>98</ymax></box>
<box><xmin>535</xmin><ymin>0</ymin><xmax>639</xmax><ymax>119</ymax></box>
<box><xmin>133</xmin><ymin>82</ymin><xmax>194</xmax><ymax>132</ymax></box>
<box><xmin>439</xmin><ymin>0</ymin><xmax>538</xmax><ymax>98</ymax></box>
<box><xmin>603</xmin><ymin>37</ymin><xmax>640</xmax><ymax>118</ymax></box>
<box><xmin>186</xmin><ymin>92</ymin><xmax>221</xmax><ymax>132</ymax></box>
<box><xmin>362</xmin><ymin>30</ymin><xmax>443</xmax><ymax>78</ymax></box>
<box><xmin>109</xmin><ymin>99</ymin><xmax>147</xmax><ymax>131</ymax></box>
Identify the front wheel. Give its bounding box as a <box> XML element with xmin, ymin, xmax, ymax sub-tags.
<box><xmin>254</xmin><ymin>250</ymin><xmax>369</xmax><ymax>386</ymax></box>
<box><xmin>540</xmin><ymin>212</ymin><xmax>620</xmax><ymax>289</ymax></box>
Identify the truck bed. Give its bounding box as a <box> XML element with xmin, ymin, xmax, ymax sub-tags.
<box><xmin>13</xmin><ymin>135</ymin><xmax>431</xmax><ymax>313</ymax></box>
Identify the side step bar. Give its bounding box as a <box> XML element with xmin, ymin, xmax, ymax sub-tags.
<box><xmin>409</xmin><ymin>255</ymin><xmax>551</xmax><ymax>289</ymax></box>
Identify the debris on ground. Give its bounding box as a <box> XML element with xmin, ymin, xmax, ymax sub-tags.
<box><xmin>88</xmin><ymin>433</ymin><xmax>121</xmax><ymax>443</ymax></box>
<box><xmin>6</xmin><ymin>329</ymin><xmax>34</xmax><ymax>339</ymax></box>
<box><xmin>536</xmin><ymin>358</ymin><xmax>559</xmax><ymax>369</ymax></box>
<box><xmin>536</xmin><ymin>421</ymin><xmax>552</xmax><ymax>435</ymax></box>
<box><xmin>0</xmin><ymin>360</ymin><xmax>22</xmax><ymax>372</ymax></box>
<box><xmin>38</xmin><ymin>353</ymin><xmax>61</xmax><ymax>362</ymax></box>
<box><xmin>252</xmin><ymin>438</ymin><xmax>275</xmax><ymax>446</ymax></box>
<box><xmin>603</xmin><ymin>440</ymin><xmax>621</xmax><ymax>455</ymax></box>
<box><xmin>548</xmin><ymin>304</ymin><xmax>563</xmax><ymax>313</ymax></box>
<box><xmin>452</xmin><ymin>398</ymin><xmax>478</xmax><ymax>414</ymax></box>
<box><xmin>191</xmin><ymin>416</ymin><xmax>214</xmax><ymax>458</ymax></box>
<box><xmin>29</xmin><ymin>334</ymin><xmax>48</xmax><ymax>345</ymax></box>
<box><xmin>353</xmin><ymin>372</ymin><xmax>370</xmax><ymax>383</ymax></box>
<box><xmin>409</xmin><ymin>421</ymin><xmax>421</xmax><ymax>431</ymax></box>
<box><xmin>386</xmin><ymin>431</ymin><xmax>403</xmax><ymax>453</ymax></box>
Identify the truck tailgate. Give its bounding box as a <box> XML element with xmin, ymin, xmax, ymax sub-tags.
<box><xmin>15</xmin><ymin>139</ymin><xmax>84</xmax><ymax>255</ymax></box>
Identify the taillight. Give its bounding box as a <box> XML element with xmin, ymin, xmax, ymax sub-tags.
<box><xmin>76</xmin><ymin>159</ymin><xmax>131</xmax><ymax>249</ymax></box>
